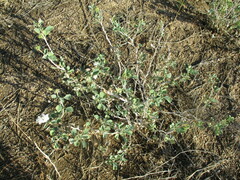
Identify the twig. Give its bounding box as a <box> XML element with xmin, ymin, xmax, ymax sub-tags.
<box><xmin>96</xmin><ymin>84</ymin><xmax>128</xmax><ymax>103</ymax></box>
<box><xmin>43</xmin><ymin>37</ymin><xmax>65</xmax><ymax>71</ymax></box>
<box><xmin>186</xmin><ymin>159</ymin><xmax>228</xmax><ymax>180</ymax></box>
<box><xmin>123</xmin><ymin>172</ymin><xmax>177</xmax><ymax>180</ymax></box>
<box><xmin>99</xmin><ymin>19</ymin><xmax>123</xmax><ymax>77</ymax></box>
<box><xmin>2</xmin><ymin>108</ymin><xmax>61</xmax><ymax>178</ymax></box>
<box><xmin>34</xmin><ymin>142</ymin><xmax>61</xmax><ymax>178</ymax></box>
<box><xmin>143</xmin><ymin>32</ymin><xmax>163</xmax><ymax>86</ymax></box>
<box><xmin>100</xmin><ymin>20</ymin><xmax>113</xmax><ymax>47</ymax></box>
<box><xmin>123</xmin><ymin>149</ymin><xmax>216</xmax><ymax>180</ymax></box>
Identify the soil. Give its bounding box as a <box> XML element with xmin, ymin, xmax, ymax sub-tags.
<box><xmin>0</xmin><ymin>0</ymin><xmax>239</xmax><ymax>180</ymax></box>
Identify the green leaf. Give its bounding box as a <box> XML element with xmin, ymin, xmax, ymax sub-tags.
<box><xmin>64</xmin><ymin>94</ymin><xmax>72</xmax><ymax>100</ymax></box>
<box><xmin>38</xmin><ymin>34</ymin><xmax>44</xmax><ymax>39</ymax></box>
<box><xmin>61</xmin><ymin>133</ymin><xmax>68</xmax><ymax>141</ymax></box>
<box><xmin>166</xmin><ymin>73</ymin><xmax>172</xmax><ymax>79</ymax></box>
<box><xmin>116</xmin><ymin>88</ymin><xmax>123</xmax><ymax>93</ymax></box>
<box><xmin>35</xmin><ymin>45</ymin><xmax>41</xmax><ymax>52</ymax></box>
<box><xmin>56</xmin><ymin>105</ymin><xmax>63</xmax><ymax>112</ymax></box>
<box><xmin>51</xmin><ymin>94</ymin><xmax>57</xmax><ymax>99</ymax></box>
<box><xmin>112</xmin><ymin>162</ymin><xmax>118</xmax><ymax>170</ymax></box>
<box><xmin>209</xmin><ymin>98</ymin><xmax>218</xmax><ymax>103</ymax></box>
<box><xmin>176</xmin><ymin>123</ymin><xmax>190</xmax><ymax>134</ymax></box>
<box><xmin>71</xmin><ymin>128</ymin><xmax>77</xmax><ymax>136</ymax></box>
<box><xmin>97</xmin><ymin>103</ymin><xmax>103</xmax><ymax>110</ymax></box>
<box><xmin>49</xmin><ymin>112</ymin><xmax>59</xmax><ymax>119</ymax></box>
<box><xmin>54</xmin><ymin>89</ymin><xmax>60</xmax><ymax>94</ymax></box>
<box><xmin>82</xmin><ymin>134</ymin><xmax>90</xmax><ymax>139</ymax></box>
<box><xmin>85</xmin><ymin>122</ymin><xmax>91</xmax><ymax>127</ymax></box>
<box><xmin>94</xmin><ymin>114</ymin><xmax>100</xmax><ymax>120</ymax></box>
<box><xmin>226</xmin><ymin>115</ymin><xmax>234</xmax><ymax>123</ymax></box>
<box><xmin>76</xmin><ymin>91</ymin><xmax>81</xmax><ymax>97</ymax></box>
<box><xmin>34</xmin><ymin>28</ymin><xmax>41</xmax><ymax>34</ymax></box>
<box><xmin>150</xmin><ymin>89</ymin><xmax>155</xmax><ymax>95</ymax></box>
<box><xmin>47</xmin><ymin>52</ymin><xmax>57</xmax><ymax>61</ymax></box>
<box><xmin>82</xmin><ymin>140</ymin><xmax>87</xmax><ymax>148</ymax></box>
<box><xmin>38</xmin><ymin>18</ymin><xmax>44</xmax><ymax>25</ymax></box>
<box><xmin>69</xmin><ymin>138</ymin><xmax>75</xmax><ymax>144</ymax></box>
<box><xmin>115</xmin><ymin>134</ymin><xmax>120</xmax><ymax>140</ymax></box>
<box><xmin>50</xmin><ymin>129</ymin><xmax>56</xmax><ymax>136</ymax></box>
<box><xmin>231</xmin><ymin>20</ymin><xmax>240</xmax><ymax>29</ymax></box>
<box><xmin>66</xmin><ymin>66</ymin><xmax>70</xmax><ymax>71</ymax></box>
<box><xmin>99</xmin><ymin>91</ymin><xmax>106</xmax><ymax>98</ymax></box>
<box><xmin>74</xmin><ymin>140</ymin><xmax>80</xmax><ymax>146</ymax></box>
<box><xmin>164</xmin><ymin>96</ymin><xmax>172</xmax><ymax>103</ymax></box>
<box><xmin>53</xmin><ymin>143</ymin><xmax>59</xmax><ymax>149</ymax></box>
<box><xmin>65</xmin><ymin>106</ymin><xmax>74</xmax><ymax>113</ymax></box>
<box><xmin>164</xmin><ymin>135</ymin><xmax>176</xmax><ymax>144</ymax></box>
<box><xmin>43</xmin><ymin>26</ymin><xmax>54</xmax><ymax>36</ymax></box>
<box><xmin>103</xmin><ymin>131</ymin><xmax>109</xmax><ymax>138</ymax></box>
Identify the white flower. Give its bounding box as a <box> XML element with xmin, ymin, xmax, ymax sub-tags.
<box><xmin>36</xmin><ymin>113</ymin><xmax>50</xmax><ymax>124</ymax></box>
<box><xmin>93</xmin><ymin>74</ymin><xmax>98</xmax><ymax>79</ymax></box>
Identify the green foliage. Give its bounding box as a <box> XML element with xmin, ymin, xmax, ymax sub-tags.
<box><xmin>34</xmin><ymin>19</ymin><xmax>54</xmax><ymax>39</ymax></box>
<box><xmin>170</xmin><ymin>122</ymin><xmax>190</xmax><ymax>134</ymax></box>
<box><xmin>34</xmin><ymin>20</ymin><xmax>175</xmax><ymax>167</ymax></box>
<box><xmin>42</xmin><ymin>89</ymin><xmax>75</xmax><ymax>148</ymax></box>
<box><xmin>208</xmin><ymin>0</ymin><xmax>240</xmax><ymax>34</ymax></box>
<box><xmin>204</xmin><ymin>74</ymin><xmax>220</xmax><ymax>107</ymax></box>
<box><xmin>209</xmin><ymin>115</ymin><xmax>235</xmax><ymax>136</ymax></box>
<box><xmin>108</xmin><ymin>149</ymin><xmax>127</xmax><ymax>170</ymax></box>
<box><xmin>181</xmin><ymin>65</ymin><xmax>198</xmax><ymax>82</ymax></box>
<box><xmin>33</xmin><ymin>11</ymin><xmax>233</xmax><ymax>171</ymax></box>
<box><xmin>89</xmin><ymin>4</ymin><xmax>102</xmax><ymax>21</ymax></box>
<box><xmin>70</xmin><ymin>122</ymin><xmax>91</xmax><ymax>148</ymax></box>
<box><xmin>167</xmin><ymin>115</ymin><xmax>235</xmax><ymax>143</ymax></box>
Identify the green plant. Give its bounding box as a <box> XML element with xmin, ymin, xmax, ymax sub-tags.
<box><xmin>203</xmin><ymin>74</ymin><xmax>219</xmax><ymax>107</ymax></box>
<box><xmin>33</xmin><ymin>14</ymin><xmax>202</xmax><ymax>170</ymax></box>
<box><xmin>34</xmin><ymin>19</ymin><xmax>65</xmax><ymax>71</ymax></box>
<box><xmin>108</xmin><ymin>149</ymin><xmax>128</xmax><ymax>170</ymax></box>
<box><xmin>166</xmin><ymin>115</ymin><xmax>235</xmax><ymax>144</ymax></box>
<box><xmin>209</xmin><ymin>115</ymin><xmax>235</xmax><ymax>136</ymax></box>
<box><xmin>164</xmin><ymin>121</ymin><xmax>191</xmax><ymax>144</ymax></box>
<box><xmin>34</xmin><ymin>18</ymin><xmax>170</xmax><ymax>168</ymax></box>
<box><xmin>208</xmin><ymin>0</ymin><xmax>240</xmax><ymax>34</ymax></box>
<box><xmin>181</xmin><ymin>65</ymin><xmax>198</xmax><ymax>82</ymax></box>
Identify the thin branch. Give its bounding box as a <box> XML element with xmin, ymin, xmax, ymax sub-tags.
<box><xmin>2</xmin><ymin>109</ymin><xmax>61</xmax><ymax>178</ymax></box>
<box><xmin>43</xmin><ymin>37</ymin><xmax>65</xmax><ymax>71</ymax></box>
<box><xmin>123</xmin><ymin>149</ymin><xmax>216</xmax><ymax>180</ymax></box>
<box><xmin>34</xmin><ymin>142</ymin><xmax>61</xmax><ymax>178</ymax></box>
<box><xmin>100</xmin><ymin>20</ymin><xmax>113</xmax><ymax>47</ymax></box>
<box><xmin>96</xmin><ymin>84</ymin><xmax>128</xmax><ymax>103</ymax></box>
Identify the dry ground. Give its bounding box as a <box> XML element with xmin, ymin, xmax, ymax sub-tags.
<box><xmin>0</xmin><ymin>0</ymin><xmax>239</xmax><ymax>179</ymax></box>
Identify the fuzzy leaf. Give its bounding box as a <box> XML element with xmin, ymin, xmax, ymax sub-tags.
<box><xmin>35</xmin><ymin>45</ymin><xmax>41</xmax><ymax>52</ymax></box>
<box><xmin>51</xmin><ymin>94</ymin><xmax>57</xmax><ymax>99</ymax></box>
<box><xmin>50</xmin><ymin>129</ymin><xmax>56</xmax><ymax>136</ymax></box>
<box><xmin>82</xmin><ymin>140</ymin><xmax>87</xmax><ymax>148</ymax></box>
<box><xmin>65</xmin><ymin>106</ymin><xmax>74</xmax><ymax>113</ymax></box>
<box><xmin>74</xmin><ymin>141</ymin><xmax>80</xmax><ymax>146</ymax></box>
<box><xmin>64</xmin><ymin>94</ymin><xmax>72</xmax><ymax>100</ymax></box>
<box><xmin>38</xmin><ymin>18</ymin><xmax>44</xmax><ymax>25</ymax></box>
<box><xmin>97</xmin><ymin>103</ymin><xmax>103</xmax><ymax>110</ymax></box>
<box><xmin>38</xmin><ymin>34</ymin><xmax>44</xmax><ymax>39</ymax></box>
<box><xmin>99</xmin><ymin>91</ymin><xmax>105</xmax><ymax>98</ymax></box>
<box><xmin>56</xmin><ymin>105</ymin><xmax>63</xmax><ymax>112</ymax></box>
<box><xmin>164</xmin><ymin>96</ymin><xmax>172</xmax><ymax>103</ymax></box>
<box><xmin>43</xmin><ymin>26</ymin><xmax>54</xmax><ymax>36</ymax></box>
<box><xmin>34</xmin><ymin>28</ymin><xmax>41</xmax><ymax>34</ymax></box>
<box><xmin>71</xmin><ymin>129</ymin><xmax>77</xmax><ymax>136</ymax></box>
<box><xmin>47</xmin><ymin>52</ymin><xmax>57</xmax><ymax>61</ymax></box>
